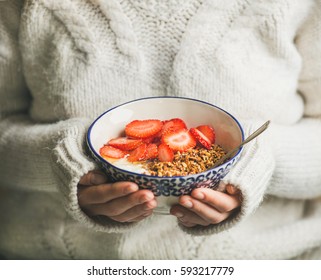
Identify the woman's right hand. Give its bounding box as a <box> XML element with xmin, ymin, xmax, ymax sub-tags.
<box><xmin>77</xmin><ymin>171</ymin><xmax>157</xmax><ymax>223</ymax></box>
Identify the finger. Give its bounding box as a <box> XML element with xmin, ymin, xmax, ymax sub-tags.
<box><xmin>79</xmin><ymin>171</ymin><xmax>108</xmax><ymax>186</ymax></box>
<box><xmin>126</xmin><ymin>211</ymin><xmax>154</xmax><ymax>223</ymax></box>
<box><xmin>226</xmin><ymin>184</ymin><xmax>240</xmax><ymax>195</ymax></box>
<box><xmin>83</xmin><ymin>190</ymin><xmax>155</xmax><ymax>217</ymax></box>
<box><xmin>178</xmin><ymin>196</ymin><xmax>231</xmax><ymax>225</ymax></box>
<box><xmin>78</xmin><ymin>181</ymin><xmax>138</xmax><ymax>206</ymax></box>
<box><xmin>111</xmin><ymin>200</ymin><xmax>157</xmax><ymax>223</ymax></box>
<box><xmin>179</xmin><ymin>221</ymin><xmax>198</xmax><ymax>228</ymax></box>
<box><xmin>170</xmin><ymin>205</ymin><xmax>211</xmax><ymax>227</ymax></box>
<box><xmin>191</xmin><ymin>188</ymin><xmax>241</xmax><ymax>213</ymax></box>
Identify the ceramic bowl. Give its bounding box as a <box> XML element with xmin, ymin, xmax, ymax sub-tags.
<box><xmin>87</xmin><ymin>97</ymin><xmax>244</xmax><ymax>214</ymax></box>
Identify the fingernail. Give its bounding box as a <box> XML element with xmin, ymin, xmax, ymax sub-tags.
<box><xmin>140</xmin><ymin>193</ymin><xmax>153</xmax><ymax>203</ymax></box>
<box><xmin>174</xmin><ymin>212</ymin><xmax>184</xmax><ymax>218</ymax></box>
<box><xmin>92</xmin><ymin>173</ymin><xmax>107</xmax><ymax>184</ymax></box>
<box><xmin>143</xmin><ymin>200</ymin><xmax>157</xmax><ymax>210</ymax></box>
<box><xmin>226</xmin><ymin>184</ymin><xmax>238</xmax><ymax>194</ymax></box>
<box><xmin>193</xmin><ymin>191</ymin><xmax>205</xmax><ymax>200</ymax></box>
<box><xmin>182</xmin><ymin>200</ymin><xmax>193</xmax><ymax>208</ymax></box>
<box><xmin>124</xmin><ymin>184</ymin><xmax>138</xmax><ymax>194</ymax></box>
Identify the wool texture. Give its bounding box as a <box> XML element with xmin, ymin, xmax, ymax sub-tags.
<box><xmin>0</xmin><ymin>0</ymin><xmax>321</xmax><ymax>259</ymax></box>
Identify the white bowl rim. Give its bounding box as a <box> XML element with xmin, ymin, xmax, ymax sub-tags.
<box><xmin>87</xmin><ymin>96</ymin><xmax>245</xmax><ymax>179</ymax></box>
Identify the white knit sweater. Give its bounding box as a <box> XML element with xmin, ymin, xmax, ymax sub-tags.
<box><xmin>1</xmin><ymin>0</ymin><xmax>321</xmax><ymax>260</ymax></box>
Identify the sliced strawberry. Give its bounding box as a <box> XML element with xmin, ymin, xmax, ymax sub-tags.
<box><xmin>158</xmin><ymin>143</ymin><xmax>174</xmax><ymax>162</ymax></box>
<box><xmin>190</xmin><ymin>127</ymin><xmax>211</xmax><ymax>149</ymax></box>
<box><xmin>151</xmin><ymin>135</ymin><xmax>162</xmax><ymax>145</ymax></box>
<box><xmin>141</xmin><ymin>136</ymin><xmax>156</xmax><ymax>144</ymax></box>
<box><xmin>99</xmin><ymin>145</ymin><xmax>127</xmax><ymax>159</ymax></box>
<box><xmin>161</xmin><ymin>128</ymin><xmax>196</xmax><ymax>152</ymax></box>
<box><xmin>196</xmin><ymin>125</ymin><xmax>215</xmax><ymax>144</ymax></box>
<box><xmin>127</xmin><ymin>143</ymin><xmax>148</xmax><ymax>162</ymax></box>
<box><xmin>108</xmin><ymin>137</ymin><xmax>143</xmax><ymax>151</ymax></box>
<box><xmin>144</xmin><ymin>143</ymin><xmax>158</xmax><ymax>160</ymax></box>
<box><xmin>125</xmin><ymin>119</ymin><xmax>163</xmax><ymax>139</ymax></box>
<box><xmin>161</xmin><ymin>118</ymin><xmax>187</xmax><ymax>135</ymax></box>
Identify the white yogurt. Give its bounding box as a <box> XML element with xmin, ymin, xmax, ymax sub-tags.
<box><xmin>111</xmin><ymin>157</ymin><xmax>150</xmax><ymax>175</ymax></box>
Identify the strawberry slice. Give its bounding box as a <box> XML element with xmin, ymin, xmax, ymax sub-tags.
<box><xmin>141</xmin><ymin>136</ymin><xmax>156</xmax><ymax>144</ymax></box>
<box><xmin>125</xmin><ymin>119</ymin><xmax>163</xmax><ymax>139</ymax></box>
<box><xmin>144</xmin><ymin>143</ymin><xmax>158</xmax><ymax>160</ymax></box>
<box><xmin>162</xmin><ymin>128</ymin><xmax>196</xmax><ymax>152</ymax></box>
<box><xmin>99</xmin><ymin>145</ymin><xmax>127</xmax><ymax>159</ymax></box>
<box><xmin>127</xmin><ymin>143</ymin><xmax>148</xmax><ymax>162</ymax></box>
<box><xmin>196</xmin><ymin>125</ymin><xmax>215</xmax><ymax>144</ymax></box>
<box><xmin>158</xmin><ymin>143</ymin><xmax>174</xmax><ymax>162</ymax></box>
<box><xmin>190</xmin><ymin>127</ymin><xmax>211</xmax><ymax>149</ymax></box>
<box><xmin>161</xmin><ymin>118</ymin><xmax>187</xmax><ymax>135</ymax></box>
<box><xmin>108</xmin><ymin>137</ymin><xmax>143</xmax><ymax>151</ymax></box>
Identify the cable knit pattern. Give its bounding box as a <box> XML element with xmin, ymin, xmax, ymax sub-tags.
<box><xmin>38</xmin><ymin>0</ymin><xmax>97</xmax><ymax>61</ymax></box>
<box><xmin>90</xmin><ymin>0</ymin><xmax>141</xmax><ymax>65</ymax></box>
<box><xmin>118</xmin><ymin>0</ymin><xmax>203</xmax><ymax>88</ymax></box>
<box><xmin>1</xmin><ymin>0</ymin><xmax>321</xmax><ymax>259</ymax></box>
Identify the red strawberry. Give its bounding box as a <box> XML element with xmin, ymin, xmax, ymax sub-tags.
<box><xmin>148</xmin><ymin>129</ymin><xmax>163</xmax><ymax>144</ymax></box>
<box><xmin>108</xmin><ymin>137</ymin><xmax>143</xmax><ymax>151</ymax></box>
<box><xmin>141</xmin><ymin>136</ymin><xmax>156</xmax><ymax>144</ymax></box>
<box><xmin>161</xmin><ymin>128</ymin><xmax>196</xmax><ymax>152</ymax></box>
<box><xmin>127</xmin><ymin>143</ymin><xmax>148</xmax><ymax>162</ymax></box>
<box><xmin>161</xmin><ymin>118</ymin><xmax>187</xmax><ymax>135</ymax></box>
<box><xmin>144</xmin><ymin>143</ymin><xmax>158</xmax><ymax>160</ymax></box>
<box><xmin>196</xmin><ymin>125</ymin><xmax>215</xmax><ymax>144</ymax></box>
<box><xmin>125</xmin><ymin>119</ymin><xmax>163</xmax><ymax>139</ymax></box>
<box><xmin>99</xmin><ymin>145</ymin><xmax>127</xmax><ymax>159</ymax></box>
<box><xmin>158</xmin><ymin>143</ymin><xmax>174</xmax><ymax>162</ymax></box>
<box><xmin>190</xmin><ymin>127</ymin><xmax>211</xmax><ymax>149</ymax></box>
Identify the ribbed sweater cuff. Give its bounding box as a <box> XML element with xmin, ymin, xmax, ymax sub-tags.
<box><xmin>180</xmin><ymin>121</ymin><xmax>275</xmax><ymax>236</ymax></box>
<box><xmin>51</xmin><ymin>118</ymin><xmax>140</xmax><ymax>233</ymax></box>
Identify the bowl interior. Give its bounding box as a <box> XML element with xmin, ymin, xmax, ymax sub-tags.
<box><xmin>88</xmin><ymin>97</ymin><xmax>244</xmax><ymax>169</ymax></box>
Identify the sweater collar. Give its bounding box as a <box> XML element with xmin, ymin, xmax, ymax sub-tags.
<box><xmin>126</xmin><ymin>0</ymin><xmax>197</xmax><ymax>20</ymax></box>
<box><xmin>88</xmin><ymin>0</ymin><xmax>249</xmax><ymax>91</ymax></box>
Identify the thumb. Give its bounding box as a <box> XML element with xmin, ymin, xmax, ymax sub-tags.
<box><xmin>78</xmin><ymin>170</ymin><xmax>108</xmax><ymax>185</ymax></box>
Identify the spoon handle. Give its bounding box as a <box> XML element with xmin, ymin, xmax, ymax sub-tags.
<box><xmin>212</xmin><ymin>120</ymin><xmax>270</xmax><ymax>168</ymax></box>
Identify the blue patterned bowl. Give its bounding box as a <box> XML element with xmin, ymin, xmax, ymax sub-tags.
<box><xmin>87</xmin><ymin>97</ymin><xmax>244</xmax><ymax>214</ymax></box>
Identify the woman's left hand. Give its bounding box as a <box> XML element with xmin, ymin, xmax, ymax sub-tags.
<box><xmin>170</xmin><ymin>184</ymin><xmax>241</xmax><ymax>227</ymax></box>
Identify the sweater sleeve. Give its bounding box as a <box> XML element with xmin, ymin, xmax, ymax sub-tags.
<box><xmin>0</xmin><ymin>0</ymin><xmax>138</xmax><ymax>233</ymax></box>
<box><xmin>179</xmin><ymin>121</ymin><xmax>276</xmax><ymax>235</ymax></box>
<box><xmin>181</xmin><ymin>1</ymin><xmax>321</xmax><ymax>236</ymax></box>
<box><xmin>266</xmin><ymin>1</ymin><xmax>321</xmax><ymax>199</ymax></box>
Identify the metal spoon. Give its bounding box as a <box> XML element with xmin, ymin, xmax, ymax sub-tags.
<box><xmin>212</xmin><ymin>120</ymin><xmax>270</xmax><ymax>168</ymax></box>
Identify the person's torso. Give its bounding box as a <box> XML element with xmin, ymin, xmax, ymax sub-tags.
<box><xmin>19</xmin><ymin>0</ymin><xmax>311</xmax><ymax>124</ymax></box>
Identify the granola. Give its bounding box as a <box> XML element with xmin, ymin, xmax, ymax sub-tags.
<box><xmin>143</xmin><ymin>144</ymin><xmax>226</xmax><ymax>177</ymax></box>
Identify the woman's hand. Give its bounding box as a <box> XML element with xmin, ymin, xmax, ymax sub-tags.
<box><xmin>170</xmin><ymin>185</ymin><xmax>241</xmax><ymax>227</ymax></box>
<box><xmin>77</xmin><ymin>171</ymin><xmax>157</xmax><ymax>223</ymax></box>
